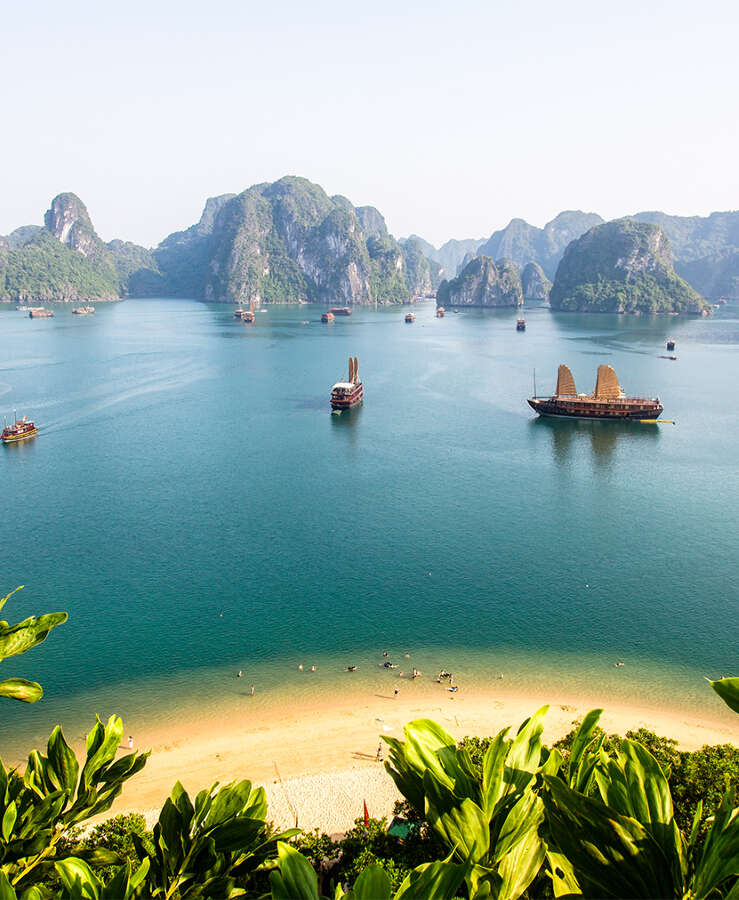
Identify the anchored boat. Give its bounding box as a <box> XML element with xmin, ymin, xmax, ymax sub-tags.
<box><xmin>2</xmin><ymin>412</ymin><xmax>38</xmax><ymax>444</ymax></box>
<box><xmin>29</xmin><ymin>307</ymin><xmax>53</xmax><ymax>318</ymax></box>
<box><xmin>330</xmin><ymin>356</ymin><xmax>363</xmax><ymax>411</ymax></box>
<box><xmin>405</xmin><ymin>312</ymin><xmax>415</xmax><ymax>323</ymax></box>
<box><xmin>328</xmin><ymin>306</ymin><xmax>352</xmax><ymax>316</ymax></box>
<box><xmin>73</xmin><ymin>306</ymin><xmax>95</xmax><ymax>315</ymax></box>
<box><xmin>528</xmin><ymin>364</ymin><xmax>663</xmax><ymax>420</ymax></box>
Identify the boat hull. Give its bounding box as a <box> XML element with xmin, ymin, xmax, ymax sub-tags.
<box><xmin>331</xmin><ymin>385</ymin><xmax>364</xmax><ymax>411</ymax></box>
<box><xmin>528</xmin><ymin>398</ymin><xmax>663</xmax><ymax>420</ymax></box>
<box><xmin>2</xmin><ymin>427</ymin><xmax>38</xmax><ymax>444</ymax></box>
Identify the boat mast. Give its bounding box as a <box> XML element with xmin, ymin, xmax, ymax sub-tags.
<box><xmin>533</xmin><ymin>369</ymin><xmax>536</xmax><ymax>398</ymax></box>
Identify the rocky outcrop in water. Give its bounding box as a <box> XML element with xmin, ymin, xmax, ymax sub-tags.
<box><xmin>436</xmin><ymin>255</ymin><xmax>523</xmax><ymax>307</ymax></box>
<box><xmin>521</xmin><ymin>262</ymin><xmax>552</xmax><ymax>302</ymax></box>
<box><xmin>549</xmin><ymin>219</ymin><xmax>709</xmax><ymax>314</ymax></box>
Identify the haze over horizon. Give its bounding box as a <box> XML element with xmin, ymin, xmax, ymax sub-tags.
<box><xmin>2</xmin><ymin>0</ymin><xmax>737</xmax><ymax>248</ymax></box>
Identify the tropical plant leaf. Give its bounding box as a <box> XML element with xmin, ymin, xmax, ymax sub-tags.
<box><xmin>708</xmin><ymin>677</ymin><xmax>739</xmax><ymax>715</ymax></box>
<box><xmin>54</xmin><ymin>856</ymin><xmax>102</xmax><ymax>899</ymax></box>
<box><xmin>546</xmin><ymin>850</ymin><xmax>582</xmax><ymax>897</ymax></box>
<box><xmin>348</xmin><ymin>864</ymin><xmax>392</xmax><ymax>899</ymax></box>
<box><xmin>394</xmin><ymin>855</ymin><xmax>469</xmax><ymax>899</ymax></box>
<box><xmin>0</xmin><ymin>678</ymin><xmax>42</xmax><ymax>703</ymax></box>
<box><xmin>0</xmin><ymin>585</ymin><xmax>23</xmax><ymax>614</ymax></box>
<box><xmin>0</xmin><ymin>870</ymin><xmax>17</xmax><ymax>900</ymax></box>
<box><xmin>689</xmin><ymin>787</ymin><xmax>739</xmax><ymax>899</ymax></box>
<box><xmin>0</xmin><ymin>612</ymin><xmax>68</xmax><ymax>661</ymax></box>
<box><xmin>543</xmin><ymin>774</ymin><xmax>676</xmax><ymax>898</ymax></box>
<box><xmin>423</xmin><ymin>770</ymin><xmax>490</xmax><ymax>864</ymax></box>
<box><xmin>269</xmin><ymin>842</ymin><xmax>320</xmax><ymax>900</ymax></box>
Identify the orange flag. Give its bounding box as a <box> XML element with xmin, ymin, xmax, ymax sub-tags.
<box><xmin>363</xmin><ymin>800</ymin><xmax>370</xmax><ymax>828</ymax></box>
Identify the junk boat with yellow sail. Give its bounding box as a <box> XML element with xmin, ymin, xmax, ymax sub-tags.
<box><xmin>330</xmin><ymin>356</ymin><xmax>363</xmax><ymax>412</ymax></box>
<box><xmin>528</xmin><ymin>364</ymin><xmax>663</xmax><ymax>420</ymax></box>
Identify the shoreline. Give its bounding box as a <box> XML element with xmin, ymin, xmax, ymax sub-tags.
<box><xmin>91</xmin><ymin>682</ymin><xmax>738</xmax><ymax>833</ymax></box>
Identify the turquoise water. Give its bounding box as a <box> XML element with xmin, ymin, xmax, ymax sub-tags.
<box><xmin>1</xmin><ymin>299</ymin><xmax>738</xmax><ymax>752</ymax></box>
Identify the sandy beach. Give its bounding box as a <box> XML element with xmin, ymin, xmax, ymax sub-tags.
<box><xmin>95</xmin><ymin>682</ymin><xmax>738</xmax><ymax>834</ymax></box>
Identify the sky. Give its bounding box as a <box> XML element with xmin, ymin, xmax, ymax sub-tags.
<box><xmin>1</xmin><ymin>0</ymin><xmax>738</xmax><ymax>248</ymax></box>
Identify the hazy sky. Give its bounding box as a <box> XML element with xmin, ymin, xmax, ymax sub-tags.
<box><xmin>2</xmin><ymin>0</ymin><xmax>737</xmax><ymax>247</ymax></box>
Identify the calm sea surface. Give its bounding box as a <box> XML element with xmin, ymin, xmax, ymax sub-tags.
<box><xmin>1</xmin><ymin>299</ymin><xmax>738</xmax><ymax>752</ymax></box>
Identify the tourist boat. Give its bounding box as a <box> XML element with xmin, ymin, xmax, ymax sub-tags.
<box><xmin>666</xmin><ymin>338</ymin><xmax>675</xmax><ymax>351</ymax></box>
<box><xmin>29</xmin><ymin>307</ymin><xmax>53</xmax><ymax>318</ymax></box>
<box><xmin>234</xmin><ymin>307</ymin><xmax>245</xmax><ymax>319</ymax></box>
<box><xmin>16</xmin><ymin>305</ymin><xmax>30</xmax><ymax>311</ymax></box>
<box><xmin>73</xmin><ymin>306</ymin><xmax>95</xmax><ymax>315</ymax></box>
<box><xmin>528</xmin><ymin>364</ymin><xmax>663</xmax><ymax>420</ymax></box>
<box><xmin>321</xmin><ymin>312</ymin><xmax>335</xmax><ymax>323</ymax></box>
<box><xmin>2</xmin><ymin>412</ymin><xmax>38</xmax><ymax>444</ymax></box>
<box><xmin>330</xmin><ymin>356</ymin><xmax>363</xmax><ymax>411</ymax></box>
<box><xmin>405</xmin><ymin>312</ymin><xmax>415</xmax><ymax>323</ymax></box>
<box><xmin>516</xmin><ymin>316</ymin><xmax>526</xmax><ymax>331</ymax></box>
<box><xmin>436</xmin><ymin>306</ymin><xmax>445</xmax><ymax>318</ymax></box>
<box><xmin>242</xmin><ymin>300</ymin><xmax>255</xmax><ymax>323</ymax></box>
<box><xmin>328</xmin><ymin>306</ymin><xmax>352</xmax><ymax>316</ymax></box>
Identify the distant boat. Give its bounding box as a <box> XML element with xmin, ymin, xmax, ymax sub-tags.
<box><xmin>2</xmin><ymin>411</ymin><xmax>38</xmax><ymax>444</ymax></box>
<box><xmin>16</xmin><ymin>305</ymin><xmax>30</xmax><ymax>311</ymax></box>
<box><xmin>330</xmin><ymin>356</ymin><xmax>363</xmax><ymax>411</ymax></box>
<box><xmin>328</xmin><ymin>306</ymin><xmax>352</xmax><ymax>316</ymax></box>
<box><xmin>528</xmin><ymin>364</ymin><xmax>664</xmax><ymax>420</ymax></box>
<box><xmin>516</xmin><ymin>315</ymin><xmax>526</xmax><ymax>331</ymax></box>
<box><xmin>242</xmin><ymin>300</ymin><xmax>255</xmax><ymax>324</ymax></box>
<box><xmin>436</xmin><ymin>306</ymin><xmax>445</xmax><ymax>318</ymax></box>
<box><xmin>234</xmin><ymin>307</ymin><xmax>245</xmax><ymax>319</ymax></box>
<box><xmin>73</xmin><ymin>306</ymin><xmax>95</xmax><ymax>315</ymax></box>
<box><xmin>29</xmin><ymin>307</ymin><xmax>53</xmax><ymax>318</ymax></box>
<box><xmin>321</xmin><ymin>312</ymin><xmax>335</xmax><ymax>323</ymax></box>
<box><xmin>405</xmin><ymin>312</ymin><xmax>415</xmax><ymax>323</ymax></box>
<box><xmin>666</xmin><ymin>338</ymin><xmax>675</xmax><ymax>351</ymax></box>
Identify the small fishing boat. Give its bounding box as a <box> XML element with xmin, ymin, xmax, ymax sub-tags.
<box><xmin>321</xmin><ymin>312</ymin><xmax>335</xmax><ymax>323</ymax></box>
<box><xmin>2</xmin><ymin>412</ymin><xmax>38</xmax><ymax>444</ymax></box>
<box><xmin>436</xmin><ymin>306</ymin><xmax>445</xmax><ymax>318</ymax></box>
<box><xmin>666</xmin><ymin>338</ymin><xmax>675</xmax><ymax>351</ymax></box>
<box><xmin>29</xmin><ymin>307</ymin><xmax>53</xmax><ymax>318</ymax></box>
<box><xmin>330</xmin><ymin>356</ymin><xmax>363</xmax><ymax>411</ymax></box>
<box><xmin>405</xmin><ymin>312</ymin><xmax>415</xmax><ymax>323</ymax></box>
<box><xmin>328</xmin><ymin>306</ymin><xmax>352</xmax><ymax>316</ymax></box>
<box><xmin>242</xmin><ymin>300</ymin><xmax>255</xmax><ymax>323</ymax></box>
<box><xmin>73</xmin><ymin>306</ymin><xmax>95</xmax><ymax>315</ymax></box>
<box><xmin>516</xmin><ymin>316</ymin><xmax>526</xmax><ymax>331</ymax></box>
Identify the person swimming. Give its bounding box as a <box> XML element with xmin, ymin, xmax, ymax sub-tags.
<box><xmin>347</xmin><ymin>665</ymin><xmax>357</xmax><ymax>672</ymax></box>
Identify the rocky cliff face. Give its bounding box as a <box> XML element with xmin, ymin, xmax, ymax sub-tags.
<box><xmin>436</xmin><ymin>256</ymin><xmax>523</xmax><ymax>307</ymax></box>
<box><xmin>0</xmin><ymin>194</ymin><xmax>120</xmax><ymax>302</ymax></box>
<box><xmin>521</xmin><ymin>262</ymin><xmax>552</xmax><ymax>302</ymax></box>
<box><xmin>193</xmin><ymin>177</ymin><xmax>425</xmax><ymax>305</ymax></box>
<box><xmin>478</xmin><ymin>211</ymin><xmax>604</xmax><ymax>278</ymax></box>
<box><xmin>550</xmin><ymin>219</ymin><xmax>709</xmax><ymax>314</ymax></box>
<box><xmin>405</xmin><ymin>234</ymin><xmax>486</xmax><ymax>281</ymax></box>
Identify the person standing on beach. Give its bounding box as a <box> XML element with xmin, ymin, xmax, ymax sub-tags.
<box><xmin>394</xmin><ymin>686</ymin><xmax>399</xmax><ymax>697</ymax></box>
<box><xmin>127</xmin><ymin>736</ymin><xmax>134</xmax><ymax>750</ymax></box>
<box><xmin>250</xmin><ymin>684</ymin><xmax>255</xmax><ymax>696</ymax></box>
<box><xmin>376</xmin><ymin>743</ymin><xmax>383</xmax><ymax>762</ymax></box>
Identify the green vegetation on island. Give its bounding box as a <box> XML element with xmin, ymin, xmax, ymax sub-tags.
<box><xmin>437</xmin><ymin>255</ymin><xmax>523</xmax><ymax>308</ymax></box>
<box><xmin>1</xmin><ymin>585</ymin><xmax>739</xmax><ymax>898</ymax></box>
<box><xmin>549</xmin><ymin>219</ymin><xmax>710</xmax><ymax>315</ymax></box>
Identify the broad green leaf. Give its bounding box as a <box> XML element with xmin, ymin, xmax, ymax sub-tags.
<box><xmin>502</xmin><ymin>705</ymin><xmax>548</xmax><ymax>799</ymax></box>
<box><xmin>47</xmin><ymin>725</ymin><xmax>79</xmax><ymax>793</ymax></box>
<box><xmin>271</xmin><ymin>842</ymin><xmax>319</xmax><ymax>900</ymax></box>
<box><xmin>567</xmin><ymin>709</ymin><xmax>603</xmax><ymax>782</ymax></box>
<box><xmin>350</xmin><ymin>864</ymin><xmax>392</xmax><ymax>899</ymax></box>
<box><xmin>0</xmin><ymin>612</ymin><xmax>67</xmax><ymax>661</ymax></box>
<box><xmin>394</xmin><ymin>856</ymin><xmax>469</xmax><ymax>899</ymax></box>
<box><xmin>482</xmin><ymin>728</ymin><xmax>511</xmax><ymax>819</ymax></box>
<box><xmin>0</xmin><ymin>870</ymin><xmax>17</xmax><ymax>900</ymax></box>
<box><xmin>402</xmin><ymin>719</ymin><xmax>457</xmax><ymax>791</ymax></box>
<box><xmin>708</xmin><ymin>676</ymin><xmax>739</xmax><ymax>715</ymax></box>
<box><xmin>546</xmin><ymin>851</ymin><xmax>582</xmax><ymax>897</ymax></box>
<box><xmin>543</xmin><ymin>774</ymin><xmax>676</xmax><ymax>898</ymax></box>
<box><xmin>0</xmin><ymin>678</ymin><xmax>42</xmax><ymax>703</ymax></box>
<box><xmin>54</xmin><ymin>857</ymin><xmax>101</xmax><ymax>899</ymax></box>
<box><xmin>690</xmin><ymin>787</ymin><xmax>739</xmax><ymax>899</ymax></box>
<box><xmin>2</xmin><ymin>800</ymin><xmax>17</xmax><ymax>840</ymax></box>
<box><xmin>80</xmin><ymin>715</ymin><xmax>123</xmax><ymax>788</ymax></box>
<box><xmin>496</xmin><ymin>819</ymin><xmax>546</xmax><ymax>900</ymax></box>
<box><xmin>423</xmin><ymin>770</ymin><xmax>490</xmax><ymax>864</ymax></box>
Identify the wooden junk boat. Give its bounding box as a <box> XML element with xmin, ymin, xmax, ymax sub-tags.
<box><xmin>2</xmin><ymin>412</ymin><xmax>38</xmax><ymax>444</ymax></box>
<box><xmin>73</xmin><ymin>306</ymin><xmax>95</xmax><ymax>315</ymax></box>
<box><xmin>405</xmin><ymin>312</ymin><xmax>415</xmax><ymax>323</ymax></box>
<box><xmin>234</xmin><ymin>301</ymin><xmax>255</xmax><ymax>322</ymax></box>
<box><xmin>328</xmin><ymin>306</ymin><xmax>352</xmax><ymax>316</ymax></box>
<box><xmin>516</xmin><ymin>315</ymin><xmax>526</xmax><ymax>331</ymax></box>
<box><xmin>528</xmin><ymin>364</ymin><xmax>663</xmax><ymax>420</ymax></box>
<box><xmin>29</xmin><ymin>307</ymin><xmax>53</xmax><ymax>318</ymax></box>
<box><xmin>330</xmin><ymin>356</ymin><xmax>363</xmax><ymax>411</ymax></box>
<box><xmin>666</xmin><ymin>338</ymin><xmax>676</xmax><ymax>351</ymax></box>
<box><xmin>321</xmin><ymin>312</ymin><xmax>335</xmax><ymax>323</ymax></box>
